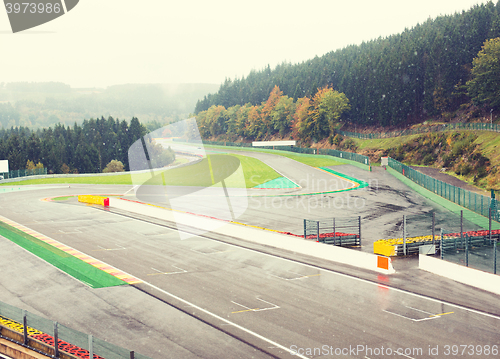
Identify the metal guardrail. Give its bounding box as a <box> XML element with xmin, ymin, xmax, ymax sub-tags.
<box><xmin>303</xmin><ymin>217</ymin><xmax>361</xmax><ymax>246</ymax></box>
<box><xmin>0</xmin><ymin>167</ymin><xmax>47</xmax><ymax>180</ymax></box>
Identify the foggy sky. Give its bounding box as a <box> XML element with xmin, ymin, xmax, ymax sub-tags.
<box><xmin>0</xmin><ymin>0</ymin><xmax>489</xmax><ymax>88</ymax></box>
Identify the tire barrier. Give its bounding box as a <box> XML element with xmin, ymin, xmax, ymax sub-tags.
<box><xmin>374</xmin><ymin>236</ymin><xmax>442</xmax><ymax>256</ymax></box>
<box><xmin>304</xmin><ymin>217</ymin><xmax>361</xmax><ymax>247</ymax></box>
<box><xmin>0</xmin><ymin>316</ymin><xmax>42</xmax><ymax>336</ymax></box>
<box><xmin>31</xmin><ymin>333</ymin><xmax>105</xmax><ymax>359</ymax></box>
<box><xmin>77</xmin><ymin>195</ymin><xmax>109</xmax><ymax>207</ymax></box>
<box><xmin>0</xmin><ymin>316</ymin><xmax>105</xmax><ymax>359</ymax></box>
<box><xmin>374</xmin><ymin>230</ymin><xmax>500</xmax><ymax>256</ymax></box>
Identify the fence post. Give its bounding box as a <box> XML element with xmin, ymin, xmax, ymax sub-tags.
<box><xmin>465</xmin><ymin>234</ymin><xmax>469</xmax><ymax>267</ymax></box>
<box><xmin>490</xmin><ymin>208</ymin><xmax>492</xmax><ymax>243</ymax></box>
<box><xmin>333</xmin><ymin>218</ymin><xmax>336</xmax><ymax>242</ymax></box>
<box><xmin>303</xmin><ymin>219</ymin><xmax>306</xmax><ymax>239</ymax></box>
<box><xmin>54</xmin><ymin>321</ymin><xmax>59</xmax><ymax>358</ymax></box>
<box><xmin>403</xmin><ymin>215</ymin><xmax>407</xmax><ymax>255</ymax></box>
<box><xmin>89</xmin><ymin>334</ymin><xmax>93</xmax><ymax>359</ymax></box>
<box><xmin>494</xmin><ymin>238</ymin><xmax>497</xmax><ymax>275</ymax></box>
<box><xmin>460</xmin><ymin>210</ymin><xmax>464</xmax><ymax>247</ymax></box>
<box><xmin>432</xmin><ymin>212</ymin><xmax>435</xmax><ymax>245</ymax></box>
<box><xmin>130</xmin><ymin>351</ymin><xmax>135</xmax><ymax>359</ymax></box>
<box><xmin>316</xmin><ymin>221</ymin><xmax>320</xmax><ymax>242</ymax></box>
<box><xmin>440</xmin><ymin>228</ymin><xmax>444</xmax><ymax>259</ymax></box>
<box><xmin>23</xmin><ymin>310</ymin><xmax>28</xmax><ymax>345</ymax></box>
<box><xmin>358</xmin><ymin>216</ymin><xmax>362</xmax><ymax>245</ymax></box>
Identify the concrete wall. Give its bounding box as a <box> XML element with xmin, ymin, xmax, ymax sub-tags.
<box><xmin>110</xmin><ymin>198</ymin><xmax>395</xmax><ymax>274</ymax></box>
<box><xmin>419</xmin><ymin>254</ymin><xmax>500</xmax><ymax>296</ymax></box>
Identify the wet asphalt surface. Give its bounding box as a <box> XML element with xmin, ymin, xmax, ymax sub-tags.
<box><xmin>0</xmin><ymin>154</ymin><xmax>499</xmax><ymax>359</ymax></box>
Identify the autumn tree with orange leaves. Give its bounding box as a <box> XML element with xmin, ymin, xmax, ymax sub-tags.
<box><xmin>196</xmin><ymin>85</ymin><xmax>349</xmax><ymax>143</ymax></box>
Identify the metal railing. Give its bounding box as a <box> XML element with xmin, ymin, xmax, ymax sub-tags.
<box><xmin>0</xmin><ymin>300</ymin><xmax>150</xmax><ymax>359</ymax></box>
<box><xmin>387</xmin><ymin>157</ymin><xmax>499</xmax><ymax>222</ymax></box>
<box><xmin>303</xmin><ymin>217</ymin><xmax>361</xmax><ymax>246</ymax></box>
<box><xmin>441</xmin><ymin>229</ymin><xmax>498</xmax><ymax>274</ymax></box>
<box><xmin>1</xmin><ymin>167</ymin><xmax>47</xmax><ymax>179</ymax></box>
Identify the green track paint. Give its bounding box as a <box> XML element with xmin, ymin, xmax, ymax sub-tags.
<box><xmin>253</xmin><ymin>177</ymin><xmax>299</xmax><ymax>189</ymax></box>
<box><xmin>0</xmin><ymin>222</ymin><xmax>127</xmax><ymax>288</ymax></box>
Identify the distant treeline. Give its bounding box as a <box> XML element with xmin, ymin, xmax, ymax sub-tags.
<box><xmin>4</xmin><ymin>82</ymin><xmax>71</xmax><ymax>93</ymax></box>
<box><xmin>195</xmin><ymin>1</ymin><xmax>500</xmax><ymax>126</ymax></box>
<box><xmin>0</xmin><ymin>117</ymin><xmax>147</xmax><ymax>173</ymax></box>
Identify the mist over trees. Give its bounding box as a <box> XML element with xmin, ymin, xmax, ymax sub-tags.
<box><xmin>195</xmin><ymin>1</ymin><xmax>500</xmax><ymax>127</ymax></box>
<box><xmin>0</xmin><ymin>82</ymin><xmax>219</xmax><ymax>129</ymax></box>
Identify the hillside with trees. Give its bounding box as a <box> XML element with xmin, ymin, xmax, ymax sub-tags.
<box><xmin>195</xmin><ymin>1</ymin><xmax>500</xmax><ymax>129</ymax></box>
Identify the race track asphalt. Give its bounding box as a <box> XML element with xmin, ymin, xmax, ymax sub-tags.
<box><xmin>0</xmin><ymin>153</ymin><xmax>499</xmax><ymax>359</ymax></box>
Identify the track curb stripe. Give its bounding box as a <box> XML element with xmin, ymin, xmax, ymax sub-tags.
<box><xmin>0</xmin><ymin>215</ymin><xmax>141</xmax><ymax>285</ymax></box>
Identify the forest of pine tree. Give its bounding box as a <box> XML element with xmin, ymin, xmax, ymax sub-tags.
<box><xmin>195</xmin><ymin>1</ymin><xmax>500</xmax><ymax>128</ymax></box>
<box><xmin>0</xmin><ymin>117</ymin><xmax>148</xmax><ymax>173</ymax></box>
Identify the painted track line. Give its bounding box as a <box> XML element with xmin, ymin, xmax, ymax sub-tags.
<box><xmin>136</xmin><ymin>279</ymin><xmax>309</xmax><ymax>359</ymax></box>
<box><xmin>105</xmin><ymin>206</ymin><xmax>500</xmax><ymax>321</ymax></box>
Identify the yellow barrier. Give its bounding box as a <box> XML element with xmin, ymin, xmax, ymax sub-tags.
<box><xmin>77</xmin><ymin>195</ymin><xmax>109</xmax><ymax>207</ymax></box>
<box><xmin>374</xmin><ymin>235</ymin><xmax>442</xmax><ymax>256</ymax></box>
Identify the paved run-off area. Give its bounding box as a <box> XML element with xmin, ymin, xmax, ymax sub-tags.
<box><xmin>0</xmin><ymin>151</ymin><xmax>499</xmax><ymax>359</ymax></box>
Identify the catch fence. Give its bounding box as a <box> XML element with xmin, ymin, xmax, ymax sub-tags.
<box><xmin>0</xmin><ymin>300</ymin><xmax>150</xmax><ymax>359</ymax></box>
<box><xmin>335</xmin><ymin>122</ymin><xmax>500</xmax><ymax>140</ymax></box>
<box><xmin>441</xmin><ymin>228</ymin><xmax>499</xmax><ymax>274</ymax></box>
<box><xmin>303</xmin><ymin>217</ymin><xmax>361</xmax><ymax>246</ymax></box>
<box><xmin>387</xmin><ymin>157</ymin><xmax>499</xmax><ymax>221</ymax></box>
<box><xmin>1</xmin><ymin>167</ymin><xmax>47</xmax><ymax>179</ymax></box>
<box><xmin>197</xmin><ymin>139</ymin><xmax>370</xmax><ymax>168</ymax></box>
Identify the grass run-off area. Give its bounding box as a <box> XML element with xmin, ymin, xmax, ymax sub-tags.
<box><xmin>1</xmin><ymin>154</ymin><xmax>285</xmax><ymax>188</ymax></box>
<box><xmin>205</xmin><ymin>144</ymin><xmax>343</xmax><ymax>167</ymax></box>
<box><xmin>1</xmin><ymin>149</ymin><xmax>345</xmax><ymax>187</ymax></box>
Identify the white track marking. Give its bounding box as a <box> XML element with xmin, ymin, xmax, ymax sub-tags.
<box><xmin>105</xmin><ymin>208</ymin><xmax>500</xmax><ymax>321</ymax></box>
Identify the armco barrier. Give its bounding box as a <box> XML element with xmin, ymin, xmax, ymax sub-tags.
<box><xmin>77</xmin><ymin>195</ymin><xmax>109</xmax><ymax>207</ymax></box>
<box><xmin>419</xmin><ymin>254</ymin><xmax>500</xmax><ymax>296</ymax></box>
<box><xmin>110</xmin><ymin>198</ymin><xmax>395</xmax><ymax>274</ymax></box>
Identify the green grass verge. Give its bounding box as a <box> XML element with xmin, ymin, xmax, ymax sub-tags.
<box><xmin>387</xmin><ymin>167</ymin><xmax>500</xmax><ymax>230</ymax></box>
<box><xmin>137</xmin><ymin>154</ymin><xmax>280</xmax><ymax>188</ymax></box>
<box><xmin>0</xmin><ymin>221</ymin><xmax>127</xmax><ymax>288</ymax></box>
<box><xmin>51</xmin><ymin>195</ymin><xmax>75</xmax><ymax>201</ymax></box>
<box><xmin>0</xmin><ymin>174</ymin><xmax>134</xmax><ymax>186</ymax></box>
<box><xmin>2</xmin><ymin>154</ymin><xmax>282</xmax><ymax>188</ymax></box>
